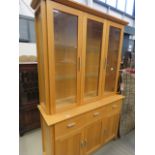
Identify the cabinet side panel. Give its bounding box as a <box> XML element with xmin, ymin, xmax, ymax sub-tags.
<box><xmin>40</xmin><ymin>1</ymin><xmax>51</xmax><ymax>114</ymax></box>
<box><xmin>35</xmin><ymin>1</ymin><xmax>51</xmax><ymax>114</ymax></box>
<box><xmin>42</xmin><ymin>116</ymin><xmax>55</xmax><ymax>155</ymax></box>
<box><xmin>35</xmin><ymin>9</ymin><xmax>46</xmax><ymax>111</ymax></box>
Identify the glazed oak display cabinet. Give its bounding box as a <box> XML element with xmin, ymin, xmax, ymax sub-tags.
<box><xmin>31</xmin><ymin>0</ymin><xmax>128</xmax><ymax>155</ymax></box>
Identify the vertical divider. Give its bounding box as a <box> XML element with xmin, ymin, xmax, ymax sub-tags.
<box><xmin>98</xmin><ymin>19</ymin><xmax>108</xmax><ymax>99</ymax></box>
<box><xmin>46</xmin><ymin>1</ymin><xmax>56</xmax><ymax>114</ymax></box>
<box><xmin>80</xmin><ymin>13</ymin><xmax>87</xmax><ymax>105</ymax></box>
<box><xmin>101</xmin><ymin>21</ymin><xmax>110</xmax><ymax>97</ymax></box>
<box><xmin>114</xmin><ymin>26</ymin><xmax>124</xmax><ymax>93</ymax></box>
<box><xmin>77</xmin><ymin>12</ymin><xmax>83</xmax><ymax>106</ymax></box>
<box><xmin>40</xmin><ymin>1</ymin><xmax>51</xmax><ymax>114</ymax></box>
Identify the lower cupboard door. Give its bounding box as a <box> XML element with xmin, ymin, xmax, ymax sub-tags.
<box><xmin>84</xmin><ymin>120</ymin><xmax>102</xmax><ymax>155</ymax></box>
<box><xmin>104</xmin><ymin>113</ymin><xmax>120</xmax><ymax>143</ymax></box>
<box><xmin>55</xmin><ymin>131</ymin><xmax>84</xmax><ymax>155</ymax></box>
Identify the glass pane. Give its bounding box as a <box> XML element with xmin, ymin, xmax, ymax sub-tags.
<box><xmin>53</xmin><ymin>10</ymin><xmax>78</xmax><ymax>108</ymax></box>
<box><xmin>126</xmin><ymin>0</ymin><xmax>134</xmax><ymax>15</ymax></box>
<box><xmin>84</xmin><ymin>19</ymin><xmax>103</xmax><ymax>99</ymax></box>
<box><xmin>106</xmin><ymin>0</ymin><xmax>116</xmax><ymax>7</ymax></box>
<box><xmin>104</xmin><ymin>26</ymin><xmax>121</xmax><ymax>94</ymax></box>
<box><xmin>117</xmin><ymin>0</ymin><xmax>126</xmax><ymax>11</ymax></box>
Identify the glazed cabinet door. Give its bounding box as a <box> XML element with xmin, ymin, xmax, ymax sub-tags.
<box><xmin>55</xmin><ymin>130</ymin><xmax>84</xmax><ymax>155</ymax></box>
<box><xmin>102</xmin><ymin>113</ymin><xmax>120</xmax><ymax>143</ymax></box>
<box><xmin>84</xmin><ymin>120</ymin><xmax>102</xmax><ymax>155</ymax></box>
<box><xmin>46</xmin><ymin>1</ymin><xmax>83</xmax><ymax>112</ymax></box>
<box><xmin>103</xmin><ymin>22</ymin><xmax>124</xmax><ymax>96</ymax></box>
<box><xmin>82</xmin><ymin>14</ymin><xmax>106</xmax><ymax>103</ymax></box>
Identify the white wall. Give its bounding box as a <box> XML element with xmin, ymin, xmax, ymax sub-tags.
<box><xmin>19</xmin><ymin>42</ymin><xmax>36</xmax><ymax>56</ymax></box>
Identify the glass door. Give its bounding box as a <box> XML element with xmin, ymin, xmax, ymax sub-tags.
<box><xmin>47</xmin><ymin>2</ymin><xmax>82</xmax><ymax>111</ymax></box>
<box><xmin>82</xmin><ymin>14</ymin><xmax>106</xmax><ymax>103</ymax></box>
<box><xmin>103</xmin><ymin>22</ymin><xmax>124</xmax><ymax>96</ymax></box>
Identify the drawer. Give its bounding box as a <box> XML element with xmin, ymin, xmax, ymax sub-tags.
<box><xmin>55</xmin><ymin>114</ymin><xmax>87</xmax><ymax>138</ymax></box>
<box><xmin>108</xmin><ymin>101</ymin><xmax>122</xmax><ymax>115</ymax></box>
<box><xmin>86</xmin><ymin>107</ymin><xmax>107</xmax><ymax>122</ymax></box>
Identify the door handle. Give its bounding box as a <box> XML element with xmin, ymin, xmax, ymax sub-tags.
<box><xmin>78</xmin><ymin>57</ymin><xmax>81</xmax><ymax>72</ymax></box>
<box><xmin>93</xmin><ymin>112</ymin><xmax>100</xmax><ymax>117</ymax></box>
<box><xmin>67</xmin><ymin>122</ymin><xmax>76</xmax><ymax>128</ymax></box>
<box><xmin>104</xmin><ymin>58</ymin><xmax>107</xmax><ymax>70</ymax></box>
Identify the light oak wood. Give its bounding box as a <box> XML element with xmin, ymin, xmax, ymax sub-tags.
<box><xmin>38</xmin><ymin>95</ymin><xmax>124</xmax><ymax>126</ymax></box>
<box><xmin>32</xmin><ymin>1</ymin><xmax>127</xmax><ymax>154</ymax></box>
<box><xmin>84</xmin><ymin>120</ymin><xmax>102</xmax><ymax>155</ymax></box>
<box><xmin>103</xmin><ymin>21</ymin><xmax>124</xmax><ymax>97</ymax></box>
<box><xmin>39</xmin><ymin>98</ymin><xmax>123</xmax><ymax>155</ymax></box>
<box><xmin>55</xmin><ymin>114</ymin><xmax>87</xmax><ymax>139</ymax></box>
<box><xmin>107</xmin><ymin>100</ymin><xmax>122</xmax><ymax>115</ymax></box>
<box><xmin>81</xmin><ymin>13</ymin><xmax>107</xmax><ymax>104</ymax></box>
<box><xmin>31</xmin><ymin>0</ymin><xmax>128</xmax><ymax>25</ymax></box>
<box><xmin>55</xmin><ymin>129</ymin><xmax>84</xmax><ymax>155</ymax></box>
<box><xmin>46</xmin><ymin>1</ymin><xmax>83</xmax><ymax>112</ymax></box>
<box><xmin>42</xmin><ymin>118</ymin><xmax>55</xmax><ymax>155</ymax></box>
<box><xmin>102</xmin><ymin>112</ymin><xmax>121</xmax><ymax>144</ymax></box>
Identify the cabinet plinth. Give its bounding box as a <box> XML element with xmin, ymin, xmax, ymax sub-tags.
<box><xmin>31</xmin><ymin>0</ymin><xmax>127</xmax><ymax>154</ymax></box>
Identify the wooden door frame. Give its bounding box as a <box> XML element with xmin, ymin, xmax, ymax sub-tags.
<box><xmin>35</xmin><ymin>3</ymin><xmax>51</xmax><ymax>114</ymax></box>
<box><xmin>102</xmin><ymin>21</ymin><xmax>124</xmax><ymax>97</ymax></box>
<box><xmin>81</xmin><ymin>13</ymin><xmax>107</xmax><ymax>104</ymax></box>
<box><xmin>55</xmin><ymin>128</ymin><xmax>85</xmax><ymax>155</ymax></box>
<box><xmin>83</xmin><ymin>119</ymin><xmax>102</xmax><ymax>155</ymax></box>
<box><xmin>46</xmin><ymin>1</ymin><xmax>83</xmax><ymax>113</ymax></box>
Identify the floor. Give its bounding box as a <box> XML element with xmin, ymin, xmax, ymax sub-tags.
<box><xmin>19</xmin><ymin>129</ymin><xmax>135</xmax><ymax>155</ymax></box>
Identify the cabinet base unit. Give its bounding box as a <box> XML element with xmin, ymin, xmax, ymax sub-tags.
<box><xmin>39</xmin><ymin>95</ymin><xmax>124</xmax><ymax>155</ymax></box>
<box><xmin>31</xmin><ymin>0</ymin><xmax>127</xmax><ymax>154</ymax></box>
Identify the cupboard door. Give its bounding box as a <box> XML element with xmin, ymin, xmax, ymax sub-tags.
<box><xmin>84</xmin><ymin>120</ymin><xmax>102</xmax><ymax>155</ymax></box>
<box><xmin>103</xmin><ymin>113</ymin><xmax>120</xmax><ymax>143</ymax></box>
<box><xmin>48</xmin><ymin>2</ymin><xmax>83</xmax><ymax>111</ymax></box>
<box><xmin>54</xmin><ymin>10</ymin><xmax>78</xmax><ymax>107</ymax></box>
<box><xmin>83</xmin><ymin>15</ymin><xmax>105</xmax><ymax>102</ymax></box>
<box><xmin>55</xmin><ymin>131</ymin><xmax>84</xmax><ymax>155</ymax></box>
<box><xmin>104</xmin><ymin>23</ymin><xmax>123</xmax><ymax>95</ymax></box>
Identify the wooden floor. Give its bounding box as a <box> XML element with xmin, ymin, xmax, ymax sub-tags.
<box><xmin>19</xmin><ymin>129</ymin><xmax>135</xmax><ymax>155</ymax></box>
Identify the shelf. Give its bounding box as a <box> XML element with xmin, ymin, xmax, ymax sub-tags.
<box><xmin>56</xmin><ymin>96</ymin><xmax>76</xmax><ymax>107</ymax></box>
<box><xmin>84</xmin><ymin>91</ymin><xmax>97</xmax><ymax>99</ymax></box>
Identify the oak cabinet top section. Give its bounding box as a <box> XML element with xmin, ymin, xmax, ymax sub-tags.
<box><xmin>31</xmin><ymin>0</ymin><xmax>128</xmax><ymax>26</ymax></box>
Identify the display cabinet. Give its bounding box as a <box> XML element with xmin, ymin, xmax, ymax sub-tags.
<box><xmin>31</xmin><ymin>0</ymin><xmax>128</xmax><ymax>154</ymax></box>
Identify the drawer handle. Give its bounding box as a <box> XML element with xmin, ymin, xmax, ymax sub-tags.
<box><xmin>67</xmin><ymin>122</ymin><xmax>76</xmax><ymax>128</ymax></box>
<box><xmin>112</xmin><ymin>105</ymin><xmax>117</xmax><ymax>109</ymax></box>
<box><xmin>93</xmin><ymin>112</ymin><xmax>100</xmax><ymax>117</ymax></box>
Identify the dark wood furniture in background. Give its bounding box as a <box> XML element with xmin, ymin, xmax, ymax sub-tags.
<box><xmin>19</xmin><ymin>63</ymin><xmax>40</xmax><ymax>136</ymax></box>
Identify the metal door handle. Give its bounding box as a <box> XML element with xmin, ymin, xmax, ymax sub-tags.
<box><xmin>93</xmin><ymin>112</ymin><xmax>100</xmax><ymax>117</ymax></box>
<box><xmin>67</xmin><ymin>122</ymin><xmax>76</xmax><ymax>128</ymax></box>
<box><xmin>78</xmin><ymin>57</ymin><xmax>81</xmax><ymax>72</ymax></box>
<box><xmin>104</xmin><ymin>58</ymin><xmax>107</xmax><ymax>69</ymax></box>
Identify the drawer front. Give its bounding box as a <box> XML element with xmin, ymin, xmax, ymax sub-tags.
<box><xmin>108</xmin><ymin>101</ymin><xmax>122</xmax><ymax>115</ymax></box>
<box><xmin>55</xmin><ymin>114</ymin><xmax>86</xmax><ymax>138</ymax></box>
<box><xmin>86</xmin><ymin>107</ymin><xmax>107</xmax><ymax>122</ymax></box>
